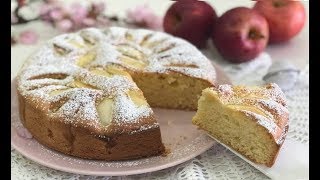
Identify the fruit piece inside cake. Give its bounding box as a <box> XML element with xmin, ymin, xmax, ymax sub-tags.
<box><xmin>192</xmin><ymin>83</ymin><xmax>289</xmax><ymax>167</ymax></box>
<box><xmin>16</xmin><ymin>27</ymin><xmax>217</xmax><ymax>161</ymax></box>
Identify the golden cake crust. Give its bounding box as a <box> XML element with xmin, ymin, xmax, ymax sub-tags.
<box><xmin>18</xmin><ymin>91</ymin><xmax>163</xmax><ymax>160</ymax></box>
<box><xmin>16</xmin><ymin>27</ymin><xmax>217</xmax><ymax>160</ymax></box>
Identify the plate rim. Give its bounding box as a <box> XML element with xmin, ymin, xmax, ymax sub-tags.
<box><xmin>11</xmin><ymin>61</ymin><xmax>230</xmax><ymax>176</ymax></box>
<box><xmin>11</xmin><ymin>137</ymin><xmax>215</xmax><ymax>176</ymax></box>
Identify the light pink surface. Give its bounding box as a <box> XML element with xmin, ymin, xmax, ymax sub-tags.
<box><xmin>11</xmin><ymin>63</ymin><xmax>231</xmax><ymax>176</ymax></box>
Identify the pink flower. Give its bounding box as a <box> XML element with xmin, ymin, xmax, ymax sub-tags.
<box><xmin>39</xmin><ymin>4</ymin><xmax>56</xmax><ymax>21</ymax></box>
<box><xmin>39</xmin><ymin>4</ymin><xmax>50</xmax><ymax>15</ymax></box>
<box><xmin>69</xmin><ymin>3</ymin><xmax>88</xmax><ymax>26</ymax></box>
<box><xmin>126</xmin><ymin>4</ymin><xmax>163</xmax><ymax>30</ymax></box>
<box><xmin>127</xmin><ymin>5</ymin><xmax>149</xmax><ymax>23</ymax></box>
<box><xmin>16</xmin><ymin>127</ymin><xmax>33</xmax><ymax>139</ymax></box>
<box><xmin>18</xmin><ymin>30</ymin><xmax>38</xmax><ymax>44</ymax></box>
<box><xmin>56</xmin><ymin>19</ymin><xmax>73</xmax><ymax>32</ymax></box>
<box><xmin>82</xmin><ymin>18</ymin><xmax>96</xmax><ymax>27</ymax></box>
<box><xmin>145</xmin><ymin>14</ymin><xmax>163</xmax><ymax>30</ymax></box>
<box><xmin>92</xmin><ymin>2</ymin><xmax>106</xmax><ymax>15</ymax></box>
<box><xmin>38</xmin><ymin>1</ymin><xmax>109</xmax><ymax>32</ymax></box>
<box><xmin>49</xmin><ymin>7</ymin><xmax>64</xmax><ymax>20</ymax></box>
<box><xmin>96</xmin><ymin>15</ymin><xmax>110</xmax><ymax>27</ymax></box>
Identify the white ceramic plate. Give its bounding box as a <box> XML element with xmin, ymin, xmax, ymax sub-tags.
<box><xmin>11</xmin><ymin>63</ymin><xmax>231</xmax><ymax>176</ymax></box>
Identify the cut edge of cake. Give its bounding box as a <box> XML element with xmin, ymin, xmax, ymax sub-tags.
<box><xmin>192</xmin><ymin>83</ymin><xmax>289</xmax><ymax>167</ymax></box>
<box><xmin>15</xmin><ymin>26</ymin><xmax>217</xmax><ymax>161</ymax></box>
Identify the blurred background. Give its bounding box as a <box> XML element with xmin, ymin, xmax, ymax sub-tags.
<box><xmin>11</xmin><ymin>0</ymin><xmax>309</xmax><ymax>78</ymax></box>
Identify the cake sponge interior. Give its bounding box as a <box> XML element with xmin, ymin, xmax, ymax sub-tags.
<box><xmin>192</xmin><ymin>88</ymin><xmax>280</xmax><ymax>167</ymax></box>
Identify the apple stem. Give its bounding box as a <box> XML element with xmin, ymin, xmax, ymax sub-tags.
<box><xmin>174</xmin><ymin>14</ymin><xmax>182</xmax><ymax>25</ymax></box>
<box><xmin>273</xmin><ymin>1</ymin><xmax>286</xmax><ymax>7</ymax></box>
<box><xmin>248</xmin><ymin>29</ymin><xmax>264</xmax><ymax>40</ymax></box>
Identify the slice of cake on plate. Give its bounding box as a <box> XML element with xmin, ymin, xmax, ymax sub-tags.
<box><xmin>192</xmin><ymin>83</ymin><xmax>289</xmax><ymax>167</ymax></box>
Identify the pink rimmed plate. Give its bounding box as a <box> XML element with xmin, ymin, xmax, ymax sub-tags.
<box><xmin>11</xmin><ymin>63</ymin><xmax>231</xmax><ymax>176</ymax></box>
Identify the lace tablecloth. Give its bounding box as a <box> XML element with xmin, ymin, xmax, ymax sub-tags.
<box><xmin>11</xmin><ymin>41</ymin><xmax>309</xmax><ymax>179</ymax></box>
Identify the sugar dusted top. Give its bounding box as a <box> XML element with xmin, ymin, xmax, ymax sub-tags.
<box><xmin>211</xmin><ymin>83</ymin><xmax>289</xmax><ymax>144</ymax></box>
<box><xmin>16</xmin><ymin>27</ymin><xmax>216</xmax><ymax>133</ymax></box>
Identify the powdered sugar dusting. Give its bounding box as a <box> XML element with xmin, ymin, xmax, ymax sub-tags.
<box><xmin>218</xmin><ymin>84</ymin><xmax>233</xmax><ymax>96</ymax></box>
<box><xmin>12</xmin><ymin>85</ymin><xmax>216</xmax><ymax>173</ymax></box>
<box><xmin>263</xmin><ymin>83</ymin><xmax>287</xmax><ymax>107</ymax></box>
<box><xmin>129</xmin><ymin>123</ymin><xmax>160</xmax><ymax>134</ymax></box>
<box><xmin>256</xmin><ymin>99</ymin><xmax>289</xmax><ymax>117</ymax></box>
<box><xmin>16</xmin><ymin>26</ymin><xmax>216</xmax><ymax>132</ymax></box>
<box><xmin>56</xmin><ymin>88</ymin><xmax>101</xmax><ymax>123</ymax></box>
<box><xmin>241</xmin><ymin>110</ymin><xmax>278</xmax><ymax>134</ymax></box>
<box><xmin>113</xmin><ymin>93</ymin><xmax>152</xmax><ymax>124</ymax></box>
<box><xmin>214</xmin><ymin>83</ymin><xmax>289</xmax><ymax>144</ymax></box>
<box><xmin>90</xmin><ymin>41</ymin><xmax>122</xmax><ymax>66</ymax></box>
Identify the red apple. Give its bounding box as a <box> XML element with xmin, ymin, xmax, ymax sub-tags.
<box><xmin>253</xmin><ymin>0</ymin><xmax>306</xmax><ymax>43</ymax></box>
<box><xmin>163</xmin><ymin>0</ymin><xmax>217</xmax><ymax>48</ymax></box>
<box><xmin>212</xmin><ymin>7</ymin><xmax>269</xmax><ymax>63</ymax></box>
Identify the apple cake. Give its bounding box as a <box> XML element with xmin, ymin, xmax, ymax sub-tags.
<box><xmin>16</xmin><ymin>27</ymin><xmax>216</xmax><ymax>160</ymax></box>
<box><xmin>192</xmin><ymin>83</ymin><xmax>289</xmax><ymax>167</ymax></box>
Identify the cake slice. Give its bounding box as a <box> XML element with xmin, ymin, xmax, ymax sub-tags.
<box><xmin>192</xmin><ymin>83</ymin><xmax>289</xmax><ymax>167</ymax></box>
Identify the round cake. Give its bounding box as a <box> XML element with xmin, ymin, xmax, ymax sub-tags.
<box><xmin>16</xmin><ymin>27</ymin><xmax>217</xmax><ymax>160</ymax></box>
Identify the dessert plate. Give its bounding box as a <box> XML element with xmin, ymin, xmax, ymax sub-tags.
<box><xmin>207</xmin><ymin>135</ymin><xmax>309</xmax><ymax>179</ymax></box>
<box><xmin>11</xmin><ymin>63</ymin><xmax>231</xmax><ymax>176</ymax></box>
